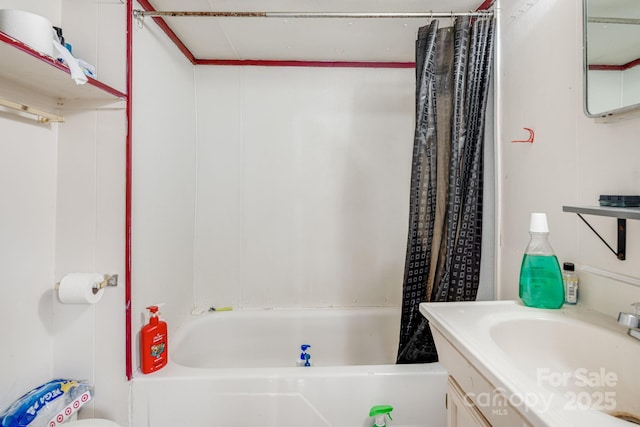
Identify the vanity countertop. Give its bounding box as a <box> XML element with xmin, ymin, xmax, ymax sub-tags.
<box><xmin>420</xmin><ymin>300</ymin><xmax>640</xmax><ymax>427</ymax></box>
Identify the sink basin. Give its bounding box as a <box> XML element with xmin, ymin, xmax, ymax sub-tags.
<box><xmin>489</xmin><ymin>312</ymin><xmax>640</xmax><ymax>419</ymax></box>
<box><xmin>420</xmin><ymin>301</ymin><xmax>640</xmax><ymax>426</ymax></box>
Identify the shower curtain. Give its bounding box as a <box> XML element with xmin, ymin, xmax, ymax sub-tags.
<box><xmin>397</xmin><ymin>16</ymin><xmax>495</xmax><ymax>364</ymax></box>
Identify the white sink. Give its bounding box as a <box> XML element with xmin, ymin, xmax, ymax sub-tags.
<box><xmin>420</xmin><ymin>301</ymin><xmax>640</xmax><ymax>427</ymax></box>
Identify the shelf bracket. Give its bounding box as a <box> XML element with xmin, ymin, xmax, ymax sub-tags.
<box><xmin>576</xmin><ymin>213</ymin><xmax>626</xmax><ymax>260</ymax></box>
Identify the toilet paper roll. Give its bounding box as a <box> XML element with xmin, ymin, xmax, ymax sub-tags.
<box><xmin>57</xmin><ymin>273</ymin><xmax>105</xmax><ymax>304</ymax></box>
<box><xmin>0</xmin><ymin>10</ymin><xmax>54</xmax><ymax>56</ymax></box>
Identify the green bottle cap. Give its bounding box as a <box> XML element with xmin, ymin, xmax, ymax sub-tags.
<box><xmin>369</xmin><ymin>405</ymin><xmax>393</xmax><ymax>419</ymax></box>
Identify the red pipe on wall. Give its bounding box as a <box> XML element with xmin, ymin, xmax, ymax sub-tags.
<box><xmin>125</xmin><ymin>0</ymin><xmax>133</xmax><ymax>381</ymax></box>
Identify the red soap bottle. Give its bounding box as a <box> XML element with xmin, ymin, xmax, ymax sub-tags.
<box><xmin>140</xmin><ymin>305</ymin><xmax>168</xmax><ymax>374</ymax></box>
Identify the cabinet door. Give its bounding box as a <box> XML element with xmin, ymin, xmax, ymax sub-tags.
<box><xmin>447</xmin><ymin>376</ymin><xmax>491</xmax><ymax>427</ymax></box>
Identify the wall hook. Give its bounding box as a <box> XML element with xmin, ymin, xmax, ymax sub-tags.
<box><xmin>511</xmin><ymin>127</ymin><xmax>535</xmax><ymax>143</ymax></box>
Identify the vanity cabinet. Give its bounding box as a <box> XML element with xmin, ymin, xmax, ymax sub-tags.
<box><xmin>447</xmin><ymin>376</ymin><xmax>491</xmax><ymax>427</ymax></box>
<box><xmin>431</xmin><ymin>326</ymin><xmax>534</xmax><ymax>427</ymax></box>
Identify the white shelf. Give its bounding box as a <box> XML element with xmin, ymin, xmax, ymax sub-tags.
<box><xmin>563</xmin><ymin>205</ymin><xmax>640</xmax><ymax>220</ymax></box>
<box><xmin>0</xmin><ymin>31</ymin><xmax>126</xmax><ymax>108</ymax></box>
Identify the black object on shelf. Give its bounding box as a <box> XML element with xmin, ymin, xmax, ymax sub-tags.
<box><xmin>599</xmin><ymin>195</ymin><xmax>640</xmax><ymax>207</ymax></box>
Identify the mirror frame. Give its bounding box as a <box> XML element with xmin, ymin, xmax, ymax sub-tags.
<box><xmin>583</xmin><ymin>0</ymin><xmax>640</xmax><ymax>118</ymax></box>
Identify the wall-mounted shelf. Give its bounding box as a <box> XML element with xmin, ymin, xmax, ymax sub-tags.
<box><xmin>563</xmin><ymin>205</ymin><xmax>640</xmax><ymax>260</ymax></box>
<box><xmin>563</xmin><ymin>205</ymin><xmax>640</xmax><ymax>220</ymax></box>
<box><xmin>0</xmin><ymin>31</ymin><xmax>126</xmax><ymax>110</ymax></box>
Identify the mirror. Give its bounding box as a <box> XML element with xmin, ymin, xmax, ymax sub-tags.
<box><xmin>584</xmin><ymin>0</ymin><xmax>640</xmax><ymax>117</ymax></box>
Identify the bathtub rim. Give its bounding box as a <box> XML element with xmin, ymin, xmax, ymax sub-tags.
<box><xmin>133</xmin><ymin>360</ymin><xmax>446</xmax><ymax>381</ymax></box>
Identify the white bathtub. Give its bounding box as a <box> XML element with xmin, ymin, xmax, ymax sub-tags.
<box><xmin>132</xmin><ymin>308</ymin><xmax>447</xmax><ymax>427</ymax></box>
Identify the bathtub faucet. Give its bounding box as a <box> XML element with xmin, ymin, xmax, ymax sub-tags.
<box><xmin>297</xmin><ymin>344</ymin><xmax>312</xmax><ymax>367</ymax></box>
<box><xmin>617</xmin><ymin>302</ymin><xmax>640</xmax><ymax>342</ymax></box>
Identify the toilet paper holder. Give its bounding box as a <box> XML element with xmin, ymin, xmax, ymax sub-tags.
<box><xmin>55</xmin><ymin>273</ymin><xmax>118</xmax><ymax>294</ymax></box>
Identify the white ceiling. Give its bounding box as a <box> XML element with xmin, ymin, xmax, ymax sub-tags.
<box><xmin>139</xmin><ymin>0</ymin><xmax>490</xmax><ymax>62</ymax></box>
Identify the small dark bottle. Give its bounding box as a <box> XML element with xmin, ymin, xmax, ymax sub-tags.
<box><xmin>562</xmin><ymin>262</ymin><xmax>579</xmax><ymax>305</ymax></box>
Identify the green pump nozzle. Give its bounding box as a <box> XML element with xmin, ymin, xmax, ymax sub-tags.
<box><xmin>369</xmin><ymin>405</ymin><xmax>393</xmax><ymax>427</ymax></box>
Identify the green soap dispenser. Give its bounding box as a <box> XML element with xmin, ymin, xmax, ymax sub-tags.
<box><xmin>369</xmin><ymin>405</ymin><xmax>393</xmax><ymax>427</ymax></box>
<box><xmin>519</xmin><ymin>213</ymin><xmax>564</xmax><ymax>309</ymax></box>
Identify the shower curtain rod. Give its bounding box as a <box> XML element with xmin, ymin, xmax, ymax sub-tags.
<box><xmin>588</xmin><ymin>17</ymin><xmax>640</xmax><ymax>25</ymax></box>
<box><xmin>133</xmin><ymin>10</ymin><xmax>493</xmax><ymax>19</ymax></box>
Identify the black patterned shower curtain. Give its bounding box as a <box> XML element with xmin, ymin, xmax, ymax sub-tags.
<box><xmin>397</xmin><ymin>16</ymin><xmax>495</xmax><ymax>364</ymax></box>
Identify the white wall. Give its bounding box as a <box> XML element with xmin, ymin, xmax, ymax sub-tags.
<box><xmin>190</xmin><ymin>63</ymin><xmax>496</xmax><ymax>309</ymax></box>
<box><xmin>60</xmin><ymin>0</ymin><xmax>127</xmax><ymax>92</ymax></box>
<box><xmin>623</xmin><ymin>65</ymin><xmax>640</xmax><ymax>109</ymax></box>
<box><xmin>588</xmin><ymin>66</ymin><xmax>640</xmax><ymax>115</ymax></box>
<box><xmin>53</xmin><ymin>3</ymin><xmax>128</xmax><ymax>423</ymax></box>
<box><xmin>497</xmin><ymin>0</ymin><xmax>640</xmax><ymax>317</ymax></box>
<box><xmin>588</xmin><ymin>70</ymin><xmax>623</xmax><ymax>114</ymax></box>
<box><xmin>0</xmin><ymin>115</ymin><xmax>57</xmax><ymax>412</ymax></box>
<box><xmin>53</xmin><ymin>108</ymin><xmax>127</xmax><ymax>423</ymax></box>
<box><xmin>192</xmin><ymin>66</ymin><xmax>415</xmax><ymax>309</ymax></box>
<box><xmin>0</xmin><ymin>1</ymin><xmax>129</xmax><ymax>425</ymax></box>
<box><xmin>131</xmin><ymin>2</ymin><xmax>197</xmax><ymax>350</ymax></box>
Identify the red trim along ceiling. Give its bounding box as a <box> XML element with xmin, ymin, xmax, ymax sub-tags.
<box><xmin>126</xmin><ymin>0</ymin><xmax>133</xmax><ymax>381</ymax></box>
<box><xmin>137</xmin><ymin>0</ymin><xmax>197</xmax><ymax>64</ymax></box>
<box><xmin>589</xmin><ymin>57</ymin><xmax>640</xmax><ymax>72</ymax></box>
<box><xmin>136</xmin><ymin>0</ymin><xmax>495</xmax><ymax>68</ymax></box>
<box><xmin>196</xmin><ymin>59</ymin><xmax>415</xmax><ymax>68</ymax></box>
<box><xmin>476</xmin><ymin>0</ymin><xmax>495</xmax><ymax>10</ymax></box>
